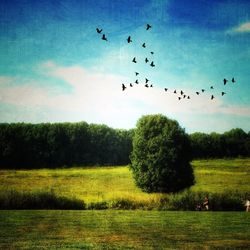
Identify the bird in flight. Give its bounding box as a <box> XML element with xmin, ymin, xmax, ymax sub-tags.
<box><xmin>145</xmin><ymin>78</ymin><xmax>149</xmax><ymax>83</ymax></box>
<box><xmin>150</xmin><ymin>51</ymin><xmax>154</xmax><ymax>55</ymax></box>
<box><xmin>96</xmin><ymin>28</ymin><xmax>102</xmax><ymax>34</ymax></box>
<box><xmin>142</xmin><ymin>43</ymin><xmax>146</xmax><ymax>48</ymax></box>
<box><xmin>174</xmin><ymin>90</ymin><xmax>177</xmax><ymax>94</ymax></box>
<box><xmin>135</xmin><ymin>72</ymin><xmax>139</xmax><ymax>76</ymax></box>
<box><xmin>187</xmin><ymin>96</ymin><xmax>190</xmax><ymax>99</ymax></box>
<box><xmin>146</xmin><ymin>24</ymin><xmax>152</xmax><ymax>30</ymax></box>
<box><xmin>223</xmin><ymin>78</ymin><xmax>228</xmax><ymax>85</ymax></box>
<box><xmin>183</xmin><ymin>95</ymin><xmax>186</xmax><ymax>98</ymax></box>
<box><xmin>127</xmin><ymin>36</ymin><xmax>132</xmax><ymax>43</ymax></box>
<box><xmin>150</xmin><ymin>84</ymin><xmax>153</xmax><ymax>88</ymax></box>
<box><xmin>196</xmin><ymin>92</ymin><xmax>200</xmax><ymax>95</ymax></box>
<box><xmin>145</xmin><ymin>57</ymin><xmax>149</xmax><ymax>63</ymax></box>
<box><xmin>201</xmin><ymin>89</ymin><xmax>205</xmax><ymax>93</ymax></box>
<box><xmin>122</xmin><ymin>84</ymin><xmax>126</xmax><ymax>91</ymax></box>
<box><xmin>232</xmin><ymin>77</ymin><xmax>236</xmax><ymax>83</ymax></box>
<box><xmin>102</xmin><ymin>34</ymin><xmax>108</xmax><ymax>41</ymax></box>
<box><xmin>150</xmin><ymin>61</ymin><xmax>155</xmax><ymax>67</ymax></box>
<box><xmin>130</xmin><ymin>83</ymin><xmax>133</xmax><ymax>87</ymax></box>
<box><xmin>211</xmin><ymin>95</ymin><xmax>215</xmax><ymax>100</ymax></box>
<box><xmin>221</xmin><ymin>92</ymin><xmax>226</xmax><ymax>96</ymax></box>
<box><xmin>145</xmin><ymin>84</ymin><xmax>149</xmax><ymax>88</ymax></box>
<box><xmin>164</xmin><ymin>88</ymin><xmax>168</xmax><ymax>92</ymax></box>
<box><xmin>132</xmin><ymin>57</ymin><xmax>137</xmax><ymax>63</ymax></box>
<box><xmin>180</xmin><ymin>90</ymin><xmax>184</xmax><ymax>95</ymax></box>
<box><xmin>210</xmin><ymin>86</ymin><xmax>214</xmax><ymax>89</ymax></box>
<box><xmin>135</xmin><ymin>79</ymin><xmax>139</xmax><ymax>84</ymax></box>
<box><xmin>178</xmin><ymin>97</ymin><xmax>181</xmax><ymax>100</ymax></box>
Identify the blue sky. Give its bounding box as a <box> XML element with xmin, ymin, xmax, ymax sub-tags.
<box><xmin>0</xmin><ymin>0</ymin><xmax>250</xmax><ymax>133</ymax></box>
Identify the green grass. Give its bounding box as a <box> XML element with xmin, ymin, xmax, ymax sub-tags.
<box><xmin>0</xmin><ymin>158</ymin><xmax>249</xmax><ymax>207</ymax></box>
<box><xmin>0</xmin><ymin>210</ymin><xmax>249</xmax><ymax>249</ymax></box>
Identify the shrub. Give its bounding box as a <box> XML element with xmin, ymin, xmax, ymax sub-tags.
<box><xmin>0</xmin><ymin>190</ymin><xmax>85</xmax><ymax>209</ymax></box>
<box><xmin>87</xmin><ymin>201</ymin><xmax>108</xmax><ymax>210</ymax></box>
<box><xmin>130</xmin><ymin>114</ymin><xmax>195</xmax><ymax>193</ymax></box>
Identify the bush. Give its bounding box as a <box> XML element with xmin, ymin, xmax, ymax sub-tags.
<box><xmin>130</xmin><ymin>114</ymin><xmax>195</xmax><ymax>193</ymax></box>
<box><xmin>0</xmin><ymin>190</ymin><xmax>85</xmax><ymax>209</ymax></box>
<box><xmin>87</xmin><ymin>201</ymin><xmax>108</xmax><ymax>210</ymax></box>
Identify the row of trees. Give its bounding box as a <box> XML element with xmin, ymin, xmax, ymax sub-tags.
<box><xmin>0</xmin><ymin>122</ymin><xmax>133</xmax><ymax>168</ymax></box>
<box><xmin>0</xmin><ymin>122</ymin><xmax>249</xmax><ymax>169</ymax></box>
<box><xmin>190</xmin><ymin>128</ymin><xmax>250</xmax><ymax>158</ymax></box>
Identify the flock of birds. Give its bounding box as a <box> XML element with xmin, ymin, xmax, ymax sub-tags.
<box><xmin>96</xmin><ymin>24</ymin><xmax>237</xmax><ymax>101</ymax></box>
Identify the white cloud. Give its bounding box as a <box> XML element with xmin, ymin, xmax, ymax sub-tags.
<box><xmin>0</xmin><ymin>61</ymin><xmax>249</xmax><ymax>129</ymax></box>
<box><xmin>230</xmin><ymin>22</ymin><xmax>250</xmax><ymax>33</ymax></box>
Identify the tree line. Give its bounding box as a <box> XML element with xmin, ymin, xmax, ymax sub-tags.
<box><xmin>0</xmin><ymin>122</ymin><xmax>249</xmax><ymax>169</ymax></box>
<box><xmin>0</xmin><ymin>122</ymin><xmax>133</xmax><ymax>168</ymax></box>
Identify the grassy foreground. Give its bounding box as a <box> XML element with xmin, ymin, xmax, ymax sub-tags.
<box><xmin>0</xmin><ymin>158</ymin><xmax>249</xmax><ymax>206</ymax></box>
<box><xmin>0</xmin><ymin>210</ymin><xmax>249</xmax><ymax>249</ymax></box>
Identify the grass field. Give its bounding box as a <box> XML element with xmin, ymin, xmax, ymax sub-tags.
<box><xmin>0</xmin><ymin>158</ymin><xmax>249</xmax><ymax>206</ymax></box>
<box><xmin>0</xmin><ymin>210</ymin><xmax>249</xmax><ymax>249</ymax></box>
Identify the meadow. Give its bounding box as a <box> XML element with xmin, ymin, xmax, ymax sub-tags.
<box><xmin>0</xmin><ymin>158</ymin><xmax>249</xmax><ymax>207</ymax></box>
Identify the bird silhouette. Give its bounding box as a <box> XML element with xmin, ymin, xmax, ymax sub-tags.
<box><xmin>221</xmin><ymin>92</ymin><xmax>226</xmax><ymax>96</ymax></box>
<box><xmin>135</xmin><ymin>72</ymin><xmax>139</xmax><ymax>76</ymax></box>
<box><xmin>196</xmin><ymin>92</ymin><xmax>200</xmax><ymax>95</ymax></box>
<box><xmin>210</xmin><ymin>86</ymin><xmax>214</xmax><ymax>89</ymax></box>
<box><xmin>150</xmin><ymin>52</ymin><xmax>154</xmax><ymax>54</ymax></box>
<box><xmin>174</xmin><ymin>90</ymin><xmax>177</xmax><ymax>94</ymax></box>
<box><xmin>142</xmin><ymin>43</ymin><xmax>146</xmax><ymax>48</ymax></box>
<box><xmin>223</xmin><ymin>78</ymin><xmax>228</xmax><ymax>85</ymax></box>
<box><xmin>164</xmin><ymin>88</ymin><xmax>168</xmax><ymax>92</ymax></box>
<box><xmin>127</xmin><ymin>36</ymin><xmax>132</xmax><ymax>43</ymax></box>
<box><xmin>135</xmin><ymin>79</ymin><xmax>139</xmax><ymax>84</ymax></box>
<box><xmin>150</xmin><ymin>61</ymin><xmax>155</xmax><ymax>67</ymax></box>
<box><xmin>150</xmin><ymin>84</ymin><xmax>153</xmax><ymax>87</ymax></box>
<box><xmin>145</xmin><ymin>78</ymin><xmax>149</xmax><ymax>83</ymax></box>
<box><xmin>232</xmin><ymin>77</ymin><xmax>236</xmax><ymax>83</ymax></box>
<box><xmin>211</xmin><ymin>95</ymin><xmax>215</xmax><ymax>100</ymax></box>
<box><xmin>102</xmin><ymin>34</ymin><xmax>108</xmax><ymax>41</ymax></box>
<box><xmin>96</xmin><ymin>28</ymin><xmax>102</xmax><ymax>34</ymax></box>
<box><xmin>146</xmin><ymin>24</ymin><xmax>152</xmax><ymax>30</ymax></box>
<box><xmin>201</xmin><ymin>89</ymin><xmax>205</xmax><ymax>93</ymax></box>
<box><xmin>145</xmin><ymin>58</ymin><xmax>149</xmax><ymax>63</ymax></box>
<box><xmin>122</xmin><ymin>84</ymin><xmax>126</xmax><ymax>91</ymax></box>
<box><xmin>178</xmin><ymin>97</ymin><xmax>181</xmax><ymax>100</ymax></box>
<box><xmin>180</xmin><ymin>90</ymin><xmax>184</xmax><ymax>95</ymax></box>
<box><xmin>132</xmin><ymin>57</ymin><xmax>137</xmax><ymax>63</ymax></box>
<box><xmin>145</xmin><ymin>84</ymin><xmax>149</xmax><ymax>88</ymax></box>
<box><xmin>130</xmin><ymin>83</ymin><xmax>133</xmax><ymax>87</ymax></box>
<box><xmin>187</xmin><ymin>96</ymin><xmax>190</xmax><ymax>99</ymax></box>
<box><xmin>183</xmin><ymin>95</ymin><xmax>186</xmax><ymax>98</ymax></box>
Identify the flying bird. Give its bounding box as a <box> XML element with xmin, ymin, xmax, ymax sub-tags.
<box><xmin>132</xmin><ymin>57</ymin><xmax>137</xmax><ymax>63</ymax></box>
<box><xmin>145</xmin><ymin>78</ymin><xmax>149</xmax><ymax>83</ymax></box>
<box><xmin>146</xmin><ymin>24</ymin><xmax>152</xmax><ymax>30</ymax></box>
<box><xmin>180</xmin><ymin>90</ymin><xmax>184</xmax><ymax>95</ymax></box>
<box><xmin>201</xmin><ymin>89</ymin><xmax>205</xmax><ymax>93</ymax></box>
<box><xmin>196</xmin><ymin>92</ymin><xmax>200</xmax><ymax>95</ymax></box>
<box><xmin>135</xmin><ymin>79</ymin><xmax>139</xmax><ymax>84</ymax></box>
<box><xmin>102</xmin><ymin>34</ymin><xmax>108</xmax><ymax>41</ymax></box>
<box><xmin>150</xmin><ymin>61</ymin><xmax>155</xmax><ymax>67</ymax></box>
<box><xmin>164</xmin><ymin>88</ymin><xmax>168</xmax><ymax>92</ymax></box>
<box><xmin>145</xmin><ymin>84</ymin><xmax>149</xmax><ymax>88</ymax></box>
<box><xmin>122</xmin><ymin>84</ymin><xmax>126</xmax><ymax>91</ymax></box>
<box><xmin>130</xmin><ymin>83</ymin><xmax>133</xmax><ymax>87</ymax></box>
<box><xmin>232</xmin><ymin>77</ymin><xmax>236</xmax><ymax>83</ymax></box>
<box><xmin>183</xmin><ymin>95</ymin><xmax>186</xmax><ymax>98</ymax></box>
<box><xmin>96</xmin><ymin>28</ymin><xmax>102</xmax><ymax>34</ymax></box>
<box><xmin>174</xmin><ymin>90</ymin><xmax>177</xmax><ymax>94</ymax></box>
<box><xmin>210</xmin><ymin>86</ymin><xmax>214</xmax><ymax>89</ymax></box>
<box><xmin>127</xmin><ymin>36</ymin><xmax>132</xmax><ymax>43</ymax></box>
<box><xmin>221</xmin><ymin>92</ymin><xmax>226</xmax><ymax>96</ymax></box>
<box><xmin>150</xmin><ymin>51</ymin><xmax>154</xmax><ymax>54</ymax></box>
<box><xmin>145</xmin><ymin>57</ymin><xmax>149</xmax><ymax>63</ymax></box>
<box><xmin>142</xmin><ymin>43</ymin><xmax>146</xmax><ymax>48</ymax></box>
<box><xmin>223</xmin><ymin>78</ymin><xmax>228</xmax><ymax>85</ymax></box>
<box><xmin>150</xmin><ymin>84</ymin><xmax>153</xmax><ymax>88</ymax></box>
<box><xmin>211</xmin><ymin>95</ymin><xmax>215</xmax><ymax>100</ymax></box>
<box><xmin>187</xmin><ymin>96</ymin><xmax>190</xmax><ymax>99</ymax></box>
<box><xmin>135</xmin><ymin>72</ymin><xmax>139</xmax><ymax>76</ymax></box>
<box><xmin>178</xmin><ymin>97</ymin><xmax>181</xmax><ymax>100</ymax></box>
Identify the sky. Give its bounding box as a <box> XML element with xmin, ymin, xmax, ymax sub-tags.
<box><xmin>0</xmin><ymin>0</ymin><xmax>250</xmax><ymax>133</ymax></box>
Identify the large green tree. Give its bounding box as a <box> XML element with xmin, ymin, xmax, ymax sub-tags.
<box><xmin>130</xmin><ymin>114</ymin><xmax>194</xmax><ymax>193</ymax></box>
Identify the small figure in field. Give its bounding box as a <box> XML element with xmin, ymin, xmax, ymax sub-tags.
<box><xmin>245</xmin><ymin>199</ymin><xmax>250</xmax><ymax>212</ymax></box>
<box><xmin>203</xmin><ymin>196</ymin><xmax>209</xmax><ymax>211</ymax></box>
<box><xmin>195</xmin><ymin>203</ymin><xmax>202</xmax><ymax>211</ymax></box>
